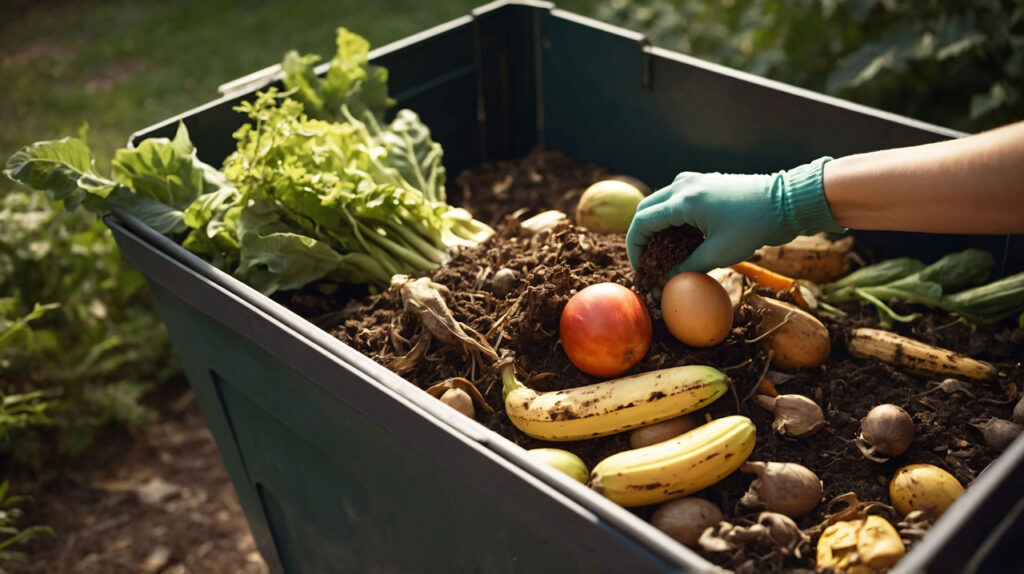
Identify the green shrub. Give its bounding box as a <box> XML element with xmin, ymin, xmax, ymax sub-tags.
<box><xmin>0</xmin><ymin>185</ymin><xmax>178</xmax><ymax>461</ymax></box>
<box><xmin>593</xmin><ymin>0</ymin><xmax>1024</xmax><ymax>132</ymax></box>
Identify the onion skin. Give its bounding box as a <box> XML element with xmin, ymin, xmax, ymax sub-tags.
<box><xmin>440</xmin><ymin>388</ymin><xmax>474</xmax><ymax>418</ymax></box>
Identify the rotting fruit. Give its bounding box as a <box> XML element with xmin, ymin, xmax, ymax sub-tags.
<box><xmin>502</xmin><ymin>363</ymin><xmax>728</xmax><ymax>441</ymax></box>
<box><xmin>816</xmin><ymin>514</ymin><xmax>905</xmax><ymax>573</ymax></box>
<box><xmin>889</xmin><ymin>463</ymin><xmax>964</xmax><ymax>518</ymax></box>
<box><xmin>526</xmin><ymin>448</ymin><xmax>588</xmax><ymax>484</ymax></box>
<box><xmin>559</xmin><ymin>282</ymin><xmax>652</xmax><ymax>377</ymax></box>
<box><xmin>589</xmin><ymin>415</ymin><xmax>755</xmax><ymax>507</ymax></box>
<box><xmin>574</xmin><ymin>179</ymin><xmax>646</xmax><ymax>234</ymax></box>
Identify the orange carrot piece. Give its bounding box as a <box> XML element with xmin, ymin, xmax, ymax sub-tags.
<box><xmin>730</xmin><ymin>261</ymin><xmax>810</xmax><ymax>308</ymax></box>
<box><xmin>756</xmin><ymin>377</ymin><xmax>780</xmax><ymax>397</ymax></box>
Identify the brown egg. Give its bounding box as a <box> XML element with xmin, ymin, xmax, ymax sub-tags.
<box><xmin>660</xmin><ymin>272</ymin><xmax>733</xmax><ymax>347</ymax></box>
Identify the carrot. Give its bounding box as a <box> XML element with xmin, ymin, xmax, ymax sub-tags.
<box><xmin>757</xmin><ymin>377</ymin><xmax>780</xmax><ymax>397</ymax></box>
<box><xmin>730</xmin><ymin>261</ymin><xmax>810</xmax><ymax>308</ymax></box>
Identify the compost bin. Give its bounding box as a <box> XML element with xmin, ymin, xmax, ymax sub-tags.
<box><xmin>104</xmin><ymin>1</ymin><xmax>1023</xmax><ymax>572</ymax></box>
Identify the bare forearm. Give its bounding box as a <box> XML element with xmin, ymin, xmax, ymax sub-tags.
<box><xmin>823</xmin><ymin>121</ymin><xmax>1024</xmax><ymax>234</ymax></box>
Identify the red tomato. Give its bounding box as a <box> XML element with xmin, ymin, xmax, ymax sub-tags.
<box><xmin>559</xmin><ymin>283</ymin><xmax>652</xmax><ymax>378</ymax></box>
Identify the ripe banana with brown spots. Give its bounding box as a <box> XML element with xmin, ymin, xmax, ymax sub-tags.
<box><xmin>501</xmin><ymin>364</ymin><xmax>729</xmax><ymax>442</ymax></box>
<box><xmin>588</xmin><ymin>415</ymin><xmax>756</xmax><ymax>507</ymax></box>
<box><xmin>845</xmin><ymin>327</ymin><xmax>998</xmax><ymax>381</ymax></box>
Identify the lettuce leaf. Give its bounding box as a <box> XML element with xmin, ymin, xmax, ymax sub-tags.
<box><xmin>4</xmin><ymin>123</ymin><xmax>232</xmax><ymax>236</ymax></box>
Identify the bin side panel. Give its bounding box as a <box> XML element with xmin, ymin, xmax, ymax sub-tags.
<box><xmin>537</xmin><ymin>11</ymin><xmax>951</xmax><ymax>183</ymax></box>
<box><xmin>535</xmin><ymin>11</ymin><xmax>1017</xmax><ymax>269</ymax></box>
<box><xmin>474</xmin><ymin>3</ymin><xmax>543</xmax><ymax>162</ymax></box>
<box><xmin>110</xmin><ymin>219</ymin><xmax>685</xmax><ymax>572</ymax></box>
<box><xmin>372</xmin><ymin>22</ymin><xmax>482</xmax><ymax>178</ymax></box>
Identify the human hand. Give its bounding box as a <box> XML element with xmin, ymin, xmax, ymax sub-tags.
<box><xmin>626</xmin><ymin>157</ymin><xmax>844</xmax><ymax>277</ymax></box>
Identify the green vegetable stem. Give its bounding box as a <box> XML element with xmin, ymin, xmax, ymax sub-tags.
<box><xmin>820</xmin><ymin>249</ymin><xmax>1023</xmax><ymax>326</ymax></box>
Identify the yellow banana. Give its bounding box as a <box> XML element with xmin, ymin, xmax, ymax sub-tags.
<box><xmin>846</xmin><ymin>327</ymin><xmax>998</xmax><ymax>381</ymax></box>
<box><xmin>588</xmin><ymin>415</ymin><xmax>756</xmax><ymax>507</ymax></box>
<box><xmin>501</xmin><ymin>364</ymin><xmax>728</xmax><ymax>442</ymax></box>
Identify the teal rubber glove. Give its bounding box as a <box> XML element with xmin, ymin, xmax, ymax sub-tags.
<box><xmin>626</xmin><ymin>157</ymin><xmax>846</xmax><ymax>276</ymax></box>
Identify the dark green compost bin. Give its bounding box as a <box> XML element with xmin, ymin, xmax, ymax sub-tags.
<box><xmin>105</xmin><ymin>2</ymin><xmax>1024</xmax><ymax>572</ymax></box>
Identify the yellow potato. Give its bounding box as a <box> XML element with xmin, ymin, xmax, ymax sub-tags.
<box><xmin>889</xmin><ymin>463</ymin><xmax>964</xmax><ymax>518</ymax></box>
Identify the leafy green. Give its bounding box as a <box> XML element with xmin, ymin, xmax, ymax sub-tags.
<box><xmin>214</xmin><ymin>87</ymin><xmax>483</xmax><ymax>293</ymax></box>
<box><xmin>942</xmin><ymin>271</ymin><xmax>1024</xmax><ymax>324</ymax></box>
<box><xmin>3</xmin><ymin>137</ymin><xmax>118</xmax><ymax>212</ymax></box>
<box><xmin>4</xmin><ymin>28</ymin><xmax>492</xmax><ymax>296</ymax></box>
<box><xmin>820</xmin><ymin>249</ymin><xmax>1019</xmax><ymax>326</ymax></box>
<box><xmin>821</xmin><ymin>257</ymin><xmax>925</xmax><ymax>297</ymax></box>
<box><xmin>4</xmin><ymin>123</ymin><xmax>232</xmax><ymax>236</ymax></box>
<box><xmin>281</xmin><ymin>28</ymin><xmax>394</xmax><ymax>122</ymax></box>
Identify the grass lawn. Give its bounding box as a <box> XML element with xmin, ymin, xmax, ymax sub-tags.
<box><xmin>0</xmin><ymin>0</ymin><xmax>591</xmax><ymax>173</ymax></box>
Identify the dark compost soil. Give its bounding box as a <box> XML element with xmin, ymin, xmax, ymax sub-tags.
<box><xmin>287</xmin><ymin>148</ymin><xmax>1022</xmax><ymax>572</ymax></box>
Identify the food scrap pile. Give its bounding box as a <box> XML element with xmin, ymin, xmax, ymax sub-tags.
<box><xmin>298</xmin><ymin>149</ymin><xmax>1022</xmax><ymax>572</ymax></box>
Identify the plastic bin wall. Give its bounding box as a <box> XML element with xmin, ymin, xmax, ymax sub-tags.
<box><xmin>109</xmin><ymin>2</ymin><xmax>1023</xmax><ymax>572</ymax></box>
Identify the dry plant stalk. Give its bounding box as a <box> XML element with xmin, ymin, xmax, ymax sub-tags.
<box><xmin>393</xmin><ymin>275</ymin><xmax>499</xmax><ymax>369</ymax></box>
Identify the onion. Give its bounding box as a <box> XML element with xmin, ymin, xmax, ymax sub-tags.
<box><xmin>856</xmin><ymin>404</ymin><xmax>914</xmax><ymax>462</ymax></box>
<box><xmin>439</xmin><ymin>388</ymin><xmax>474</xmax><ymax>418</ymax></box>
<box><xmin>651</xmin><ymin>497</ymin><xmax>723</xmax><ymax>547</ymax></box>
<box><xmin>425</xmin><ymin>378</ymin><xmax>494</xmax><ymax>420</ymax></box>
<box><xmin>739</xmin><ymin>461</ymin><xmax>822</xmax><ymax>518</ymax></box>
<box><xmin>752</xmin><ymin>394</ymin><xmax>824</xmax><ymax>438</ymax></box>
<box><xmin>973</xmin><ymin>417</ymin><xmax>1023</xmax><ymax>452</ymax></box>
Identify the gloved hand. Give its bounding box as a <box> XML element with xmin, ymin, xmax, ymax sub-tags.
<box><xmin>626</xmin><ymin>157</ymin><xmax>846</xmax><ymax>277</ymax></box>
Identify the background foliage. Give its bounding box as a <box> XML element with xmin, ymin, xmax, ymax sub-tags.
<box><xmin>594</xmin><ymin>0</ymin><xmax>1024</xmax><ymax>133</ymax></box>
<box><xmin>1</xmin><ymin>0</ymin><xmax>1022</xmax><ymax>561</ymax></box>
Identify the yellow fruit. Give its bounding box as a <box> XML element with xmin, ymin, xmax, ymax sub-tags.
<box><xmin>526</xmin><ymin>448</ymin><xmax>588</xmax><ymax>483</ymax></box>
<box><xmin>588</xmin><ymin>415</ymin><xmax>755</xmax><ymax>507</ymax></box>
<box><xmin>889</xmin><ymin>463</ymin><xmax>964</xmax><ymax>518</ymax></box>
<box><xmin>502</xmin><ymin>364</ymin><xmax>728</xmax><ymax>442</ymax></box>
<box><xmin>574</xmin><ymin>179</ymin><xmax>645</xmax><ymax>233</ymax></box>
<box><xmin>817</xmin><ymin>515</ymin><xmax>905</xmax><ymax>572</ymax></box>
